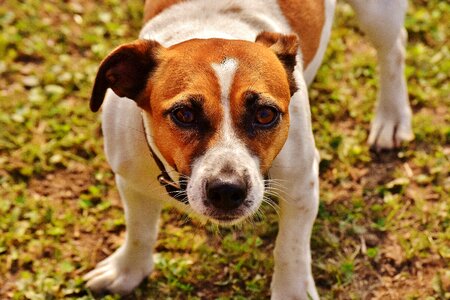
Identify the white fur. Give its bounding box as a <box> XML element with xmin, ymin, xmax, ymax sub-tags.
<box><xmin>85</xmin><ymin>0</ymin><xmax>413</xmax><ymax>298</ymax></box>
<box><xmin>346</xmin><ymin>0</ymin><xmax>413</xmax><ymax>149</ymax></box>
<box><xmin>269</xmin><ymin>69</ymin><xmax>320</xmax><ymax>300</ymax></box>
<box><xmin>140</xmin><ymin>0</ymin><xmax>294</xmax><ymax>51</ymax></box>
<box><xmin>84</xmin><ymin>175</ymin><xmax>163</xmax><ymax>294</ymax></box>
<box><xmin>187</xmin><ymin>58</ymin><xmax>264</xmax><ymax>222</ymax></box>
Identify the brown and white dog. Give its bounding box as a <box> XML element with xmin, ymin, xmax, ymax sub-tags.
<box><xmin>84</xmin><ymin>0</ymin><xmax>413</xmax><ymax>298</ymax></box>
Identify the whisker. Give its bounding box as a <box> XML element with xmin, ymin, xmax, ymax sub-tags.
<box><xmin>262</xmin><ymin>197</ymin><xmax>280</xmax><ymax>215</ymax></box>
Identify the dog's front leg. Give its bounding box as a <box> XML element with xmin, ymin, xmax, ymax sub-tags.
<box><xmin>84</xmin><ymin>175</ymin><xmax>162</xmax><ymax>295</ymax></box>
<box><xmin>270</xmin><ymin>154</ymin><xmax>320</xmax><ymax>300</ymax></box>
<box><xmin>269</xmin><ymin>79</ymin><xmax>320</xmax><ymax>300</ymax></box>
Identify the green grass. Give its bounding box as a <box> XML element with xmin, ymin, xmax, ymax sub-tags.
<box><xmin>0</xmin><ymin>0</ymin><xmax>449</xmax><ymax>299</ymax></box>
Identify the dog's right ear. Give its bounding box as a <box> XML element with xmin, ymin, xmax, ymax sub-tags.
<box><xmin>90</xmin><ymin>39</ymin><xmax>163</xmax><ymax>112</ymax></box>
<box><xmin>255</xmin><ymin>32</ymin><xmax>299</xmax><ymax>96</ymax></box>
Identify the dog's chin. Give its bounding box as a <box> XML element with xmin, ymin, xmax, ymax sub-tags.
<box><xmin>210</xmin><ymin>216</ymin><xmax>245</xmax><ymax>226</ymax></box>
<box><xmin>208</xmin><ymin>213</ymin><xmax>249</xmax><ymax>226</ymax></box>
<box><xmin>191</xmin><ymin>203</ymin><xmax>261</xmax><ymax>226</ymax></box>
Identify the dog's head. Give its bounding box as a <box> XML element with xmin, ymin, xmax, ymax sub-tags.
<box><xmin>91</xmin><ymin>32</ymin><xmax>299</xmax><ymax>224</ymax></box>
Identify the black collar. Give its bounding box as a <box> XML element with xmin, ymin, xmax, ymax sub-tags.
<box><xmin>141</xmin><ymin>116</ymin><xmax>189</xmax><ymax>204</ymax></box>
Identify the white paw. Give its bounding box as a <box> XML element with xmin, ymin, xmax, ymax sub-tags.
<box><xmin>271</xmin><ymin>275</ymin><xmax>319</xmax><ymax>300</ymax></box>
<box><xmin>271</xmin><ymin>289</ymin><xmax>319</xmax><ymax>300</ymax></box>
<box><xmin>83</xmin><ymin>246</ymin><xmax>153</xmax><ymax>295</ymax></box>
<box><xmin>368</xmin><ymin>107</ymin><xmax>413</xmax><ymax>151</ymax></box>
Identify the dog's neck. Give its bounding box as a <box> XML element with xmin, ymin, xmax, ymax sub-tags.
<box><xmin>140</xmin><ymin>0</ymin><xmax>292</xmax><ymax>47</ymax></box>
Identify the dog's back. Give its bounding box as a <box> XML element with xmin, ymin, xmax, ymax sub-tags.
<box><xmin>144</xmin><ymin>0</ymin><xmax>327</xmax><ymax>68</ymax></box>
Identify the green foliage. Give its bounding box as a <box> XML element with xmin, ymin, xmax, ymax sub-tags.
<box><xmin>0</xmin><ymin>0</ymin><xmax>448</xmax><ymax>299</ymax></box>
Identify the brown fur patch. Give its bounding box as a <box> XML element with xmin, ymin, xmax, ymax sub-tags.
<box><xmin>277</xmin><ymin>0</ymin><xmax>325</xmax><ymax>68</ymax></box>
<box><xmin>255</xmin><ymin>32</ymin><xmax>299</xmax><ymax>96</ymax></box>
<box><xmin>220</xmin><ymin>5</ymin><xmax>243</xmax><ymax>14</ymax></box>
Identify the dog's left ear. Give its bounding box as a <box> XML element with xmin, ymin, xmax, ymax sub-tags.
<box><xmin>255</xmin><ymin>32</ymin><xmax>299</xmax><ymax>95</ymax></box>
<box><xmin>90</xmin><ymin>39</ymin><xmax>163</xmax><ymax>112</ymax></box>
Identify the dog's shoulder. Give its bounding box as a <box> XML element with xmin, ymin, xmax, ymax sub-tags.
<box><xmin>278</xmin><ymin>0</ymin><xmax>326</xmax><ymax>67</ymax></box>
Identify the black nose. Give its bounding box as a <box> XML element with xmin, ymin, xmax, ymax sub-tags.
<box><xmin>206</xmin><ymin>179</ymin><xmax>247</xmax><ymax>211</ymax></box>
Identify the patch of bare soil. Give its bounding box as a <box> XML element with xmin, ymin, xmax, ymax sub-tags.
<box><xmin>29</xmin><ymin>162</ymin><xmax>93</xmax><ymax>201</ymax></box>
<box><xmin>373</xmin><ymin>240</ymin><xmax>444</xmax><ymax>300</ymax></box>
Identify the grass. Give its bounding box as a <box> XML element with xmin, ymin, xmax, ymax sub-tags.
<box><xmin>0</xmin><ymin>0</ymin><xmax>449</xmax><ymax>299</ymax></box>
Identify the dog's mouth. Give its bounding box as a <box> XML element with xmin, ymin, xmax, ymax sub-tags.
<box><xmin>206</xmin><ymin>201</ymin><xmax>256</xmax><ymax>224</ymax></box>
<box><xmin>207</xmin><ymin>210</ymin><xmax>249</xmax><ymax>226</ymax></box>
<box><xmin>212</xmin><ymin>215</ymin><xmax>244</xmax><ymax>225</ymax></box>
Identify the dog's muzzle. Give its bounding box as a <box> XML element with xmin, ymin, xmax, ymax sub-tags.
<box><xmin>205</xmin><ymin>177</ymin><xmax>248</xmax><ymax>211</ymax></box>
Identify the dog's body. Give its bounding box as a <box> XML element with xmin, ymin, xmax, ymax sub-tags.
<box><xmin>84</xmin><ymin>0</ymin><xmax>413</xmax><ymax>298</ymax></box>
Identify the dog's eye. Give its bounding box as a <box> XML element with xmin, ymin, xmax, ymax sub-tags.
<box><xmin>254</xmin><ymin>106</ymin><xmax>279</xmax><ymax>127</ymax></box>
<box><xmin>172</xmin><ymin>107</ymin><xmax>195</xmax><ymax>126</ymax></box>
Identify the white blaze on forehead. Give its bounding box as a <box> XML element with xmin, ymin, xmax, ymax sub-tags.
<box><xmin>211</xmin><ymin>58</ymin><xmax>238</xmax><ymax>103</ymax></box>
<box><xmin>211</xmin><ymin>58</ymin><xmax>239</xmax><ymax>142</ymax></box>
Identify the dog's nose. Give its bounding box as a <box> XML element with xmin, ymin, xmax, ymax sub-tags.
<box><xmin>206</xmin><ymin>179</ymin><xmax>247</xmax><ymax>211</ymax></box>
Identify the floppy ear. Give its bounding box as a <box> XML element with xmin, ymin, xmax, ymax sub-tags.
<box><xmin>90</xmin><ymin>39</ymin><xmax>163</xmax><ymax>112</ymax></box>
<box><xmin>255</xmin><ymin>32</ymin><xmax>299</xmax><ymax>95</ymax></box>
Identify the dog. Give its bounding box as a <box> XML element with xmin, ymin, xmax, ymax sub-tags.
<box><xmin>83</xmin><ymin>0</ymin><xmax>413</xmax><ymax>298</ymax></box>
